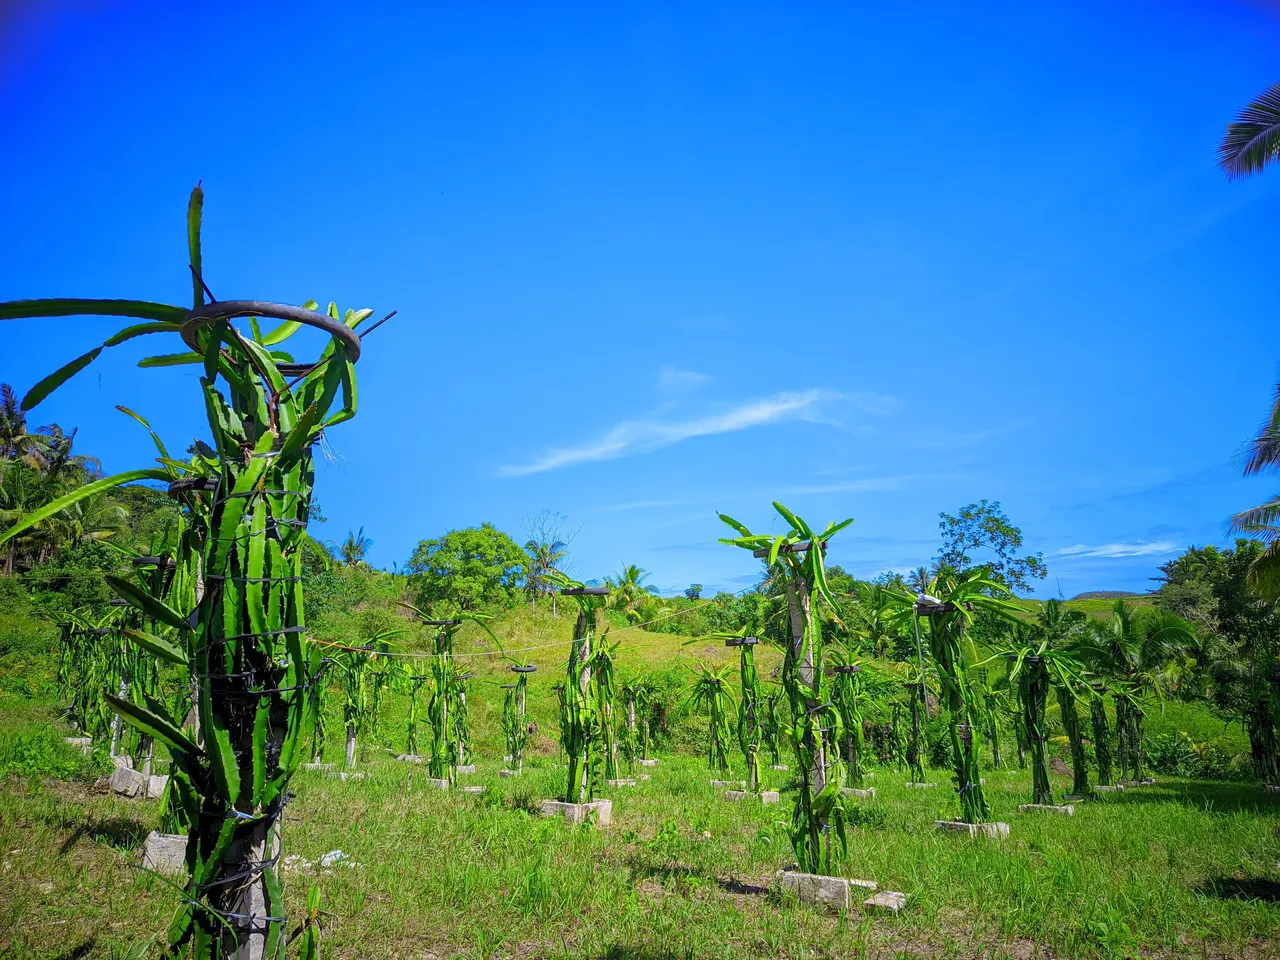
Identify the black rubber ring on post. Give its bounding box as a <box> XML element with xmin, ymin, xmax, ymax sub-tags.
<box><xmin>179</xmin><ymin>301</ymin><xmax>362</xmax><ymax>364</ymax></box>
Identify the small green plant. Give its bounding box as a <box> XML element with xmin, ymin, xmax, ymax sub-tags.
<box><xmin>686</xmin><ymin>662</ymin><xmax>736</xmax><ymax>776</ymax></box>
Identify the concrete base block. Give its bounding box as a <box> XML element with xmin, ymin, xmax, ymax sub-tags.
<box><xmin>301</xmin><ymin>762</ymin><xmax>334</xmax><ymax>771</ymax></box>
<box><xmin>326</xmin><ymin>771</ymin><xmax>366</xmax><ymax>781</ymax></box>
<box><xmin>140</xmin><ymin>831</ymin><xmax>186</xmax><ymax>877</ymax></box>
<box><xmin>906</xmin><ymin>782</ymin><xmax>937</xmax><ymax>789</ymax></box>
<box><xmin>779</xmin><ymin>871</ymin><xmax>863</xmax><ymax>909</ymax></box>
<box><xmin>111</xmin><ymin>755</ymin><xmax>134</xmax><ymax>769</ymax></box>
<box><xmin>864</xmin><ymin>890</ymin><xmax>908</xmax><ymax>914</ymax></box>
<box><xmin>639</xmin><ymin>759</ymin><xmax>659</xmax><ymax>767</ymax></box>
<box><xmin>1019</xmin><ymin>803</ymin><xmax>1074</xmax><ymax>816</ymax></box>
<box><xmin>460</xmin><ymin>785</ymin><xmax>484</xmax><ymax>795</ymax></box>
<box><xmin>109</xmin><ymin>764</ymin><xmax>149</xmax><ymax>799</ymax></box>
<box><xmin>397</xmin><ymin>754</ymin><xmax>425</xmax><ymax>764</ymax></box>
<box><xmin>934</xmin><ymin>820</ymin><xmax>1010</xmax><ymax>839</ymax></box>
<box><xmin>639</xmin><ymin>774</ymin><xmax>651</xmax><ymax>781</ymax></box>
<box><xmin>147</xmin><ymin>775</ymin><xmax>169</xmax><ymax>799</ymax></box>
<box><xmin>770</xmin><ymin>764</ymin><xmax>789</xmax><ymax>771</ymax></box>
<box><xmin>1266</xmin><ymin>784</ymin><xmax>1280</xmax><ymax>793</ymax></box>
<box><xmin>456</xmin><ymin>764</ymin><xmax>477</xmax><ymax>774</ymax></box>
<box><xmin>724</xmin><ymin>789</ymin><xmax>779</xmax><ymax>804</ymax></box>
<box><xmin>499</xmin><ymin>769</ymin><xmax>517</xmax><ymax>778</ymax></box>
<box><xmin>606</xmin><ymin>778</ymin><xmax>637</xmax><ymax>787</ymax></box>
<box><xmin>842</xmin><ymin>787</ymin><xmax>876</xmax><ymax>799</ymax></box>
<box><xmin>710</xmin><ymin>779</ymin><xmax>745</xmax><ymax>788</ymax></box>
<box><xmin>64</xmin><ymin>737</ymin><xmax>92</xmax><ymax>755</ymax></box>
<box><xmin>1094</xmin><ymin>784</ymin><xmax>1124</xmax><ymax>793</ymax></box>
<box><xmin>424</xmin><ymin>778</ymin><xmax>450</xmax><ymax>790</ymax></box>
<box><xmin>538</xmin><ymin>799</ymin><xmax>612</xmax><ymax>826</ymax></box>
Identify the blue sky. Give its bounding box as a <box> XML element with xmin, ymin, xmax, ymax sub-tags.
<box><xmin>3</xmin><ymin>0</ymin><xmax>1280</xmax><ymax>598</ymax></box>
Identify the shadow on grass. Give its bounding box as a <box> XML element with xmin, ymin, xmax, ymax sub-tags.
<box><xmin>1092</xmin><ymin>780</ymin><xmax>1280</xmax><ymax>815</ymax></box>
<box><xmin>58</xmin><ymin>815</ymin><xmax>148</xmax><ymax>856</ymax></box>
<box><xmin>1198</xmin><ymin>876</ymin><xmax>1280</xmax><ymax>902</ymax></box>
<box><xmin>50</xmin><ymin>940</ymin><xmax>94</xmax><ymax>960</ymax></box>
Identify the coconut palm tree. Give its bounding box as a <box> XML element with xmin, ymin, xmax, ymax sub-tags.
<box><xmin>524</xmin><ymin>535</ymin><xmax>568</xmax><ymax>610</ymax></box>
<box><xmin>1220</xmin><ymin>84</ymin><xmax>1280</xmax><ymax>596</ymax></box>
<box><xmin>607</xmin><ymin>563</ymin><xmax>660</xmax><ymax>623</ymax></box>
<box><xmin>339</xmin><ymin>526</ymin><xmax>373</xmax><ymax>568</ymax></box>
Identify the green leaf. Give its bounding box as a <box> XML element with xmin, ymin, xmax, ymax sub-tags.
<box><xmin>0</xmin><ymin>298</ymin><xmax>185</xmax><ymax>323</ymax></box>
<box><xmin>188</xmin><ymin>184</ymin><xmax>204</xmax><ymax>309</ymax></box>
<box><xmin>0</xmin><ymin>468</ymin><xmax>172</xmax><ymax>545</ymax></box>
<box><xmin>718</xmin><ymin>513</ymin><xmax>752</xmax><ymax>537</ymax></box>
<box><xmin>22</xmin><ymin>347</ymin><xmax>102</xmax><ymax>409</ymax></box>
<box><xmin>105</xmin><ymin>575</ymin><xmax>190</xmax><ymax>631</ymax></box>
<box><xmin>123</xmin><ymin>628</ymin><xmax>187</xmax><ymax>666</ymax></box>
<box><xmin>102</xmin><ymin>321</ymin><xmax>184</xmax><ymax>346</ymax></box>
<box><xmin>262</xmin><ymin>319</ymin><xmax>302</xmax><ymax>346</ymax></box>
<box><xmin>138</xmin><ymin>352</ymin><xmax>202</xmax><ymax>368</ymax></box>
<box><xmin>115</xmin><ymin>405</ymin><xmax>171</xmax><ymax>461</ymax></box>
<box><xmin>105</xmin><ymin>693</ymin><xmax>201</xmax><ymax>759</ymax></box>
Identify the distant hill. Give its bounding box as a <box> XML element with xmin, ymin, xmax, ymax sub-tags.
<box><xmin>1070</xmin><ymin>590</ymin><xmax>1146</xmax><ymax>601</ymax></box>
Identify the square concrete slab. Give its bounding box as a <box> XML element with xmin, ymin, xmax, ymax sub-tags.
<box><xmin>301</xmin><ymin>762</ymin><xmax>334</xmax><ymax>771</ymax></box>
<box><xmin>456</xmin><ymin>764</ymin><xmax>477</xmax><ymax>775</ymax></box>
<box><xmin>639</xmin><ymin>759</ymin><xmax>659</xmax><ymax>767</ymax></box>
<box><xmin>842</xmin><ymin>787</ymin><xmax>876</xmax><ymax>799</ymax></box>
<box><xmin>539</xmin><ymin>799</ymin><xmax>612</xmax><ymax>826</ymax></box>
<box><xmin>147</xmin><ymin>774</ymin><xmax>169</xmax><ymax>799</ymax></box>
<box><xmin>460</xmin><ymin>785</ymin><xmax>484</xmax><ymax>795</ymax></box>
<box><xmin>499</xmin><ymin>769</ymin><xmax>517</xmax><ymax>778</ymax></box>
<box><xmin>935</xmin><ymin>820</ymin><xmax>1010</xmax><ymax>839</ymax></box>
<box><xmin>423</xmin><ymin>778</ymin><xmax>450</xmax><ymax>790</ymax></box>
<box><xmin>140</xmin><ymin>831</ymin><xmax>186</xmax><ymax>877</ymax></box>
<box><xmin>710</xmin><ymin>779</ymin><xmax>746</xmax><ymax>788</ymax></box>
<box><xmin>397</xmin><ymin>754</ymin><xmax>424</xmax><ymax>763</ymax></box>
<box><xmin>770</xmin><ymin>764</ymin><xmax>789</xmax><ymax>771</ymax></box>
<box><xmin>905</xmin><ymin>782</ymin><xmax>937</xmax><ymax>789</ymax></box>
<box><xmin>725</xmin><ymin>789</ymin><xmax>779</xmax><ymax>803</ymax></box>
<box><xmin>1019</xmin><ymin>803</ymin><xmax>1074</xmax><ymax>816</ymax></box>
<box><xmin>1094</xmin><ymin>784</ymin><xmax>1124</xmax><ymax>792</ymax></box>
<box><xmin>1266</xmin><ymin>784</ymin><xmax>1280</xmax><ymax>793</ymax></box>
<box><xmin>864</xmin><ymin>890</ymin><xmax>908</xmax><ymax>914</ymax></box>
<box><xmin>64</xmin><ymin>737</ymin><xmax>92</xmax><ymax>755</ymax></box>
<box><xmin>605</xmin><ymin>778</ymin><xmax>637</xmax><ymax>787</ymax></box>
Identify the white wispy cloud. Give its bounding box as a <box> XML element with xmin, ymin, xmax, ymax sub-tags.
<box><xmin>657</xmin><ymin>366</ymin><xmax>711</xmax><ymax>392</ymax></box>
<box><xmin>500</xmin><ymin>389</ymin><xmax>839</xmax><ymax>477</ymax></box>
<box><xmin>1052</xmin><ymin>541</ymin><xmax>1177</xmax><ymax>559</ymax></box>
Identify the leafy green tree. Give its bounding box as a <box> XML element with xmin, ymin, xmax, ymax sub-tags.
<box><xmin>937</xmin><ymin>500</ymin><xmax>1046</xmax><ymax>594</ymax></box>
<box><xmin>406</xmin><ymin>523</ymin><xmax>527</xmax><ymax>612</ymax></box>
<box><xmin>684</xmin><ymin>583</ymin><xmax>702</xmax><ymax>600</ymax></box>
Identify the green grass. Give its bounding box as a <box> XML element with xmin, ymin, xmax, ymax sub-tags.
<box><xmin>2</xmin><ymin>689</ymin><xmax>1278</xmax><ymax>959</ymax></box>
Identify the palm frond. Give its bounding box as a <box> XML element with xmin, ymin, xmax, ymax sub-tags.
<box><xmin>1219</xmin><ymin>82</ymin><xmax>1280</xmax><ymax>179</ymax></box>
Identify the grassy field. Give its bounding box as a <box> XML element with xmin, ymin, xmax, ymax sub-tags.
<box><xmin>1</xmin><ymin>690</ymin><xmax>1278</xmax><ymax>960</ymax></box>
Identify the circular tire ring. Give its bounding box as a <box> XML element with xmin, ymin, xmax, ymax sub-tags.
<box><xmin>179</xmin><ymin>301</ymin><xmax>362</xmax><ymax>364</ymax></box>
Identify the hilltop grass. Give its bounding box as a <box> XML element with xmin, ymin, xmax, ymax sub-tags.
<box><xmin>1</xmin><ymin>694</ymin><xmax>1278</xmax><ymax>959</ymax></box>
